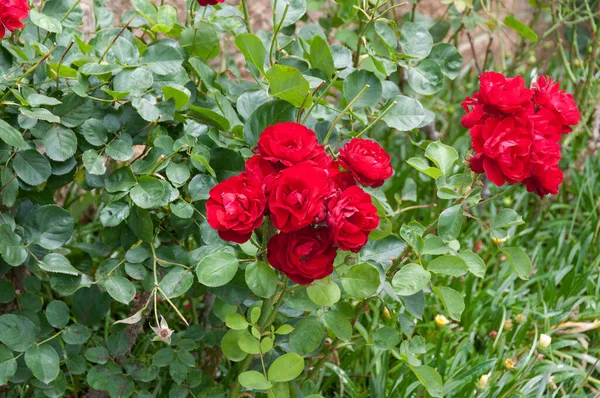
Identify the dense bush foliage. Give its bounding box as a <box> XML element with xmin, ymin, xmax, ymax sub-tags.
<box><xmin>0</xmin><ymin>0</ymin><xmax>599</xmax><ymax>397</ymax></box>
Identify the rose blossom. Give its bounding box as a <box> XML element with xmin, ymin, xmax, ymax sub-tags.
<box><xmin>0</xmin><ymin>0</ymin><xmax>29</xmax><ymax>39</ymax></box>
<box><xmin>327</xmin><ymin>186</ymin><xmax>379</xmax><ymax>252</ymax></box>
<box><xmin>461</xmin><ymin>71</ymin><xmax>533</xmax><ymax>128</ymax></box>
<box><xmin>468</xmin><ymin>117</ymin><xmax>533</xmax><ymax>186</ymax></box>
<box><xmin>531</xmin><ymin>75</ymin><xmax>580</xmax><ymax>135</ymax></box>
<box><xmin>267</xmin><ymin>227</ymin><xmax>336</xmax><ymax>284</ymax></box>
<box><xmin>268</xmin><ymin>163</ymin><xmax>331</xmax><ymax>232</ymax></box>
<box><xmin>256</xmin><ymin>122</ymin><xmax>325</xmax><ymax>167</ymax></box>
<box><xmin>338</xmin><ymin>138</ymin><xmax>393</xmax><ymax>188</ymax></box>
<box><xmin>197</xmin><ymin>0</ymin><xmax>225</xmax><ymax>6</ymax></box>
<box><xmin>245</xmin><ymin>155</ymin><xmax>277</xmax><ymax>196</ymax></box>
<box><xmin>206</xmin><ymin>173</ymin><xmax>266</xmax><ymax>243</ymax></box>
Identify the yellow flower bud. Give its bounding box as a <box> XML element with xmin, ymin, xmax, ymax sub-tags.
<box><xmin>539</xmin><ymin>334</ymin><xmax>552</xmax><ymax>350</ymax></box>
<box><xmin>492</xmin><ymin>235</ymin><xmax>509</xmax><ymax>244</ymax></box>
<box><xmin>476</xmin><ymin>374</ymin><xmax>489</xmax><ymax>390</ymax></box>
<box><xmin>504</xmin><ymin>357</ymin><xmax>517</xmax><ymax>370</ymax></box>
<box><xmin>515</xmin><ymin>314</ymin><xmax>526</xmax><ymax>324</ymax></box>
<box><xmin>504</xmin><ymin>319</ymin><xmax>513</xmax><ymax>330</ymax></box>
<box><xmin>435</xmin><ymin>314</ymin><xmax>450</xmax><ymax>327</ymax></box>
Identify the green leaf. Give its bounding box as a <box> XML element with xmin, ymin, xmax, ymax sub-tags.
<box><xmin>166</xmin><ymin>162</ymin><xmax>191</xmax><ymax>186</ymax></box>
<box><xmin>427</xmin><ymin>255</ymin><xmax>468</xmax><ymax>277</ymax></box>
<box><xmin>410</xmin><ymin>365</ymin><xmax>443</xmax><ymax>397</ymax></box>
<box><xmin>106</xmin><ymin>134</ymin><xmax>134</xmax><ymax>161</ymax></box>
<box><xmin>85</xmin><ymin>346</ymin><xmax>110</xmax><ymax>364</ymax></box>
<box><xmin>25</xmin><ymin>344</ymin><xmax>60</xmax><ymax>384</ymax></box>
<box><xmin>79</xmin><ymin>63</ymin><xmax>122</xmax><ymax>76</ymax></box>
<box><xmin>153</xmin><ymin>4</ymin><xmax>177</xmax><ymax>33</ymax></box>
<box><xmin>26</xmin><ymin>205</ymin><xmax>74</xmax><ymax>250</ymax></box>
<box><xmin>407</xmin><ymin>157</ymin><xmax>443</xmax><ymax>179</ymax></box>
<box><xmin>501</xmin><ymin>247</ymin><xmax>532</xmax><ymax>280</ymax></box>
<box><xmin>44</xmin><ymin>125</ymin><xmax>77</xmax><ymax>162</ymax></box>
<box><xmin>159</xmin><ymin>268</ymin><xmax>194</xmax><ymax>299</ymax></box>
<box><xmin>433</xmin><ymin>286</ymin><xmax>464</xmax><ymax>321</ymax></box>
<box><xmin>407</xmin><ymin>60</ymin><xmax>444</xmax><ymax>95</ymax></box>
<box><xmin>196</xmin><ymin>252</ymin><xmax>239</xmax><ymax>287</ymax></box>
<box><xmin>289</xmin><ymin>317</ymin><xmax>325</xmax><ymax>355</ymax></box>
<box><xmin>82</xmin><ymin>150</ymin><xmax>107</xmax><ymax>176</ymax></box>
<box><xmin>438</xmin><ymin>205</ymin><xmax>464</xmax><ymax>241</ymax></box>
<box><xmin>243</xmin><ymin>99</ymin><xmax>297</xmax><ymax>146</ymax></box>
<box><xmin>127</xmin><ymin>206</ymin><xmax>154</xmax><ymax>243</ymax></box>
<box><xmin>130</xmin><ymin>176</ymin><xmax>166</xmax><ymax>209</ymax></box>
<box><xmin>238</xmin><ymin>370</ymin><xmax>272</xmax><ymax>390</ymax></box>
<box><xmin>29</xmin><ymin>9</ymin><xmax>63</xmax><ymax>33</ymax></box>
<box><xmin>0</xmin><ymin>314</ymin><xmax>37</xmax><ymax>352</ymax></box>
<box><xmin>100</xmin><ymin>202</ymin><xmax>130</xmax><ymax>227</ymax></box>
<box><xmin>163</xmin><ymin>85</ymin><xmax>191</xmax><ymax>110</ymax></box>
<box><xmin>425</xmin><ymin>141</ymin><xmax>458</xmax><ymax>176</ymax></box>
<box><xmin>46</xmin><ymin>300</ymin><xmax>70</xmax><ymax>328</ymax></box>
<box><xmin>140</xmin><ymin>45</ymin><xmax>183</xmax><ymax>75</ymax></box>
<box><xmin>170</xmin><ymin>201</ymin><xmax>194</xmax><ymax>219</ymax></box>
<box><xmin>221</xmin><ymin>329</ymin><xmax>248</xmax><ymax>362</ymax></box>
<box><xmin>399</xmin><ymin>22</ymin><xmax>433</xmax><ymax>59</ymax></box>
<box><xmin>459</xmin><ymin>250</ymin><xmax>486</xmax><ymax>278</ymax></box>
<box><xmin>0</xmin><ymin>224</ymin><xmax>27</xmax><ymax>266</ymax></box>
<box><xmin>375</xmin><ymin>21</ymin><xmax>397</xmax><ymax>48</ymax></box>
<box><xmin>271</xmin><ymin>0</ymin><xmax>306</xmax><ymax>27</ymax></box>
<box><xmin>12</xmin><ymin>150</ymin><xmax>51</xmax><ymax>186</ymax></box>
<box><xmin>180</xmin><ymin>22</ymin><xmax>221</xmax><ymax>60</ymax></box>
<box><xmin>267</xmin><ymin>353</ymin><xmax>304</xmax><ymax>382</ymax></box>
<box><xmin>0</xmin><ymin>345</ymin><xmax>17</xmax><ymax>385</ymax></box>
<box><xmin>0</xmin><ymin>119</ymin><xmax>27</xmax><ymax>149</ymax></box>
<box><xmin>340</xmin><ymin>262</ymin><xmax>381</xmax><ymax>298</ymax></box>
<box><xmin>62</xmin><ymin>323</ymin><xmax>91</xmax><ymax>345</ymax></box>
<box><xmin>307</xmin><ymin>279</ymin><xmax>341</xmax><ymax>307</ymax></box>
<box><xmin>235</xmin><ymin>33</ymin><xmax>267</xmax><ymax>74</ymax></box>
<box><xmin>343</xmin><ymin>70</ymin><xmax>383</xmax><ymax>108</ymax></box>
<box><xmin>309</xmin><ymin>35</ymin><xmax>335</xmax><ymax>77</ymax></box>
<box><xmin>324</xmin><ymin>310</ymin><xmax>352</xmax><ymax>341</ymax></box>
<box><xmin>381</xmin><ymin>95</ymin><xmax>425</xmax><ymax>131</ymax></box>
<box><xmin>428</xmin><ymin>43</ymin><xmax>463</xmax><ymax>80</ymax></box>
<box><xmin>105</xmin><ymin>276</ymin><xmax>136</xmax><ymax>304</ymax></box>
<box><xmin>188</xmin><ymin>104</ymin><xmax>230</xmax><ymax>132</ymax></box>
<box><xmin>39</xmin><ymin>253</ymin><xmax>80</xmax><ymax>276</ymax></box>
<box><xmin>80</xmin><ymin>119</ymin><xmax>108</xmax><ymax>146</ymax></box>
<box><xmin>392</xmin><ymin>263</ymin><xmax>431</xmax><ymax>296</ymax></box>
<box><xmin>373</xmin><ymin>326</ymin><xmax>401</xmax><ymax>349</ymax></box>
<box><xmin>492</xmin><ymin>209</ymin><xmax>525</xmax><ymax>230</ymax></box>
<box><xmin>226</xmin><ymin>313</ymin><xmax>249</xmax><ymax>331</ymax></box>
<box><xmin>504</xmin><ymin>15</ymin><xmax>538</xmax><ymax>42</ymax></box>
<box><xmin>0</xmin><ymin>280</ymin><xmax>15</xmax><ymax>303</ymax></box>
<box><xmin>238</xmin><ymin>333</ymin><xmax>261</xmax><ymax>354</ymax></box>
<box><xmin>27</xmin><ymin>94</ymin><xmax>62</xmax><ymax>106</ymax></box>
<box><xmin>265</xmin><ymin>65</ymin><xmax>312</xmax><ymax>108</ymax></box>
<box><xmin>245</xmin><ymin>261</ymin><xmax>278</xmax><ymax>298</ymax></box>
<box><xmin>105</xmin><ymin>167</ymin><xmax>137</xmax><ymax>193</ymax></box>
<box><xmin>20</xmin><ymin>107</ymin><xmax>60</xmax><ymax>123</ymax></box>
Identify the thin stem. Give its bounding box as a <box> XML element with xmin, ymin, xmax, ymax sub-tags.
<box><xmin>37</xmin><ymin>331</ymin><xmax>62</xmax><ymax>346</ymax></box>
<box><xmin>241</xmin><ymin>0</ymin><xmax>252</xmax><ymax>34</ymax></box>
<box><xmin>13</xmin><ymin>44</ymin><xmax>57</xmax><ymax>86</ymax></box>
<box><xmin>99</xmin><ymin>13</ymin><xmax>136</xmax><ymax>62</ymax></box>
<box><xmin>302</xmin><ymin>72</ymin><xmax>340</xmax><ymax>124</ymax></box>
<box><xmin>356</xmin><ymin>100</ymin><xmax>397</xmax><ymax>138</ymax></box>
<box><xmin>269</xmin><ymin>3</ymin><xmax>290</xmax><ymax>65</ymax></box>
<box><xmin>323</xmin><ymin>84</ymin><xmax>371</xmax><ymax>145</ymax></box>
<box><xmin>55</xmin><ymin>40</ymin><xmax>74</xmax><ymax>91</ymax></box>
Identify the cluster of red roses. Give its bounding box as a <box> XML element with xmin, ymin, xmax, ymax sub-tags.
<box><xmin>0</xmin><ymin>0</ymin><xmax>29</xmax><ymax>39</ymax></box>
<box><xmin>197</xmin><ymin>0</ymin><xmax>225</xmax><ymax>7</ymax></box>
<box><xmin>206</xmin><ymin>122</ymin><xmax>392</xmax><ymax>284</ymax></box>
<box><xmin>462</xmin><ymin>72</ymin><xmax>580</xmax><ymax>197</ymax></box>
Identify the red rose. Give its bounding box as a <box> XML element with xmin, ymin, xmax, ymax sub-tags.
<box><xmin>338</xmin><ymin>138</ymin><xmax>393</xmax><ymax>188</ymax></box>
<box><xmin>256</xmin><ymin>122</ymin><xmax>324</xmax><ymax>167</ymax></box>
<box><xmin>267</xmin><ymin>227</ymin><xmax>336</xmax><ymax>284</ymax></box>
<box><xmin>0</xmin><ymin>0</ymin><xmax>29</xmax><ymax>39</ymax></box>
<box><xmin>461</xmin><ymin>72</ymin><xmax>533</xmax><ymax>128</ymax></box>
<box><xmin>523</xmin><ymin>164</ymin><xmax>563</xmax><ymax>198</ymax></box>
<box><xmin>245</xmin><ymin>155</ymin><xmax>277</xmax><ymax>196</ymax></box>
<box><xmin>197</xmin><ymin>0</ymin><xmax>225</xmax><ymax>6</ymax></box>
<box><xmin>327</xmin><ymin>186</ymin><xmax>379</xmax><ymax>252</ymax></box>
<box><xmin>468</xmin><ymin>117</ymin><xmax>533</xmax><ymax>186</ymax></box>
<box><xmin>206</xmin><ymin>174</ymin><xmax>266</xmax><ymax>243</ymax></box>
<box><xmin>268</xmin><ymin>163</ymin><xmax>331</xmax><ymax>232</ymax></box>
<box><xmin>531</xmin><ymin>75</ymin><xmax>580</xmax><ymax>135</ymax></box>
<box><xmin>312</xmin><ymin>152</ymin><xmax>356</xmax><ymax>193</ymax></box>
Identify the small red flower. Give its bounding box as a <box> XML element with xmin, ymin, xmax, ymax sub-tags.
<box><xmin>0</xmin><ymin>0</ymin><xmax>29</xmax><ymax>39</ymax></box>
<box><xmin>268</xmin><ymin>163</ymin><xmax>331</xmax><ymax>232</ymax></box>
<box><xmin>256</xmin><ymin>122</ymin><xmax>325</xmax><ymax>168</ymax></box>
<box><xmin>267</xmin><ymin>227</ymin><xmax>336</xmax><ymax>284</ymax></box>
<box><xmin>338</xmin><ymin>138</ymin><xmax>393</xmax><ymax>188</ymax></box>
<box><xmin>531</xmin><ymin>75</ymin><xmax>580</xmax><ymax>135</ymax></box>
<box><xmin>206</xmin><ymin>174</ymin><xmax>266</xmax><ymax>243</ymax></box>
<box><xmin>461</xmin><ymin>71</ymin><xmax>533</xmax><ymax>128</ymax></box>
<box><xmin>197</xmin><ymin>0</ymin><xmax>225</xmax><ymax>6</ymax></box>
<box><xmin>327</xmin><ymin>186</ymin><xmax>379</xmax><ymax>252</ymax></box>
<box><xmin>245</xmin><ymin>155</ymin><xmax>277</xmax><ymax>196</ymax></box>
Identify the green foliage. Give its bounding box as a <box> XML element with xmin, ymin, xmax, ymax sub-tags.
<box><xmin>0</xmin><ymin>0</ymin><xmax>598</xmax><ymax>397</ymax></box>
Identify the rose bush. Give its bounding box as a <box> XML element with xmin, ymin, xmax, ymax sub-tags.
<box><xmin>0</xmin><ymin>0</ymin><xmax>594</xmax><ymax>397</ymax></box>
